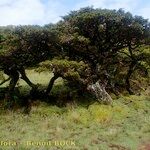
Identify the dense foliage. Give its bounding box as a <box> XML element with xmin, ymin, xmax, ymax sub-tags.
<box><xmin>56</xmin><ymin>8</ymin><xmax>150</xmax><ymax>94</ymax></box>
<box><xmin>0</xmin><ymin>7</ymin><xmax>149</xmax><ymax>106</ymax></box>
<box><xmin>38</xmin><ymin>58</ymin><xmax>91</xmax><ymax>94</ymax></box>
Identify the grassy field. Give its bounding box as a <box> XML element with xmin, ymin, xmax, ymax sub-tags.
<box><xmin>0</xmin><ymin>70</ymin><xmax>150</xmax><ymax>150</ymax></box>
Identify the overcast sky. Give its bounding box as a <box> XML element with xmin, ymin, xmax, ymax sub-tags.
<box><xmin>0</xmin><ymin>0</ymin><xmax>149</xmax><ymax>26</ymax></box>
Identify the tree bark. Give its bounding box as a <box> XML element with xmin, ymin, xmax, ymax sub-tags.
<box><xmin>8</xmin><ymin>73</ymin><xmax>19</xmax><ymax>94</ymax></box>
<box><xmin>46</xmin><ymin>74</ymin><xmax>60</xmax><ymax>94</ymax></box>
<box><xmin>125</xmin><ymin>42</ymin><xmax>137</xmax><ymax>95</ymax></box>
<box><xmin>0</xmin><ymin>77</ymin><xmax>10</xmax><ymax>86</ymax></box>
<box><xmin>4</xmin><ymin>70</ymin><xmax>19</xmax><ymax>108</ymax></box>
<box><xmin>126</xmin><ymin>62</ymin><xmax>136</xmax><ymax>95</ymax></box>
<box><xmin>87</xmin><ymin>80</ymin><xmax>112</xmax><ymax>104</ymax></box>
<box><xmin>19</xmin><ymin>67</ymin><xmax>37</xmax><ymax>89</ymax></box>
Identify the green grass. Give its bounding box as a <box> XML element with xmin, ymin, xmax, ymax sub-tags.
<box><xmin>0</xmin><ymin>70</ymin><xmax>150</xmax><ymax>150</ymax></box>
<box><xmin>1</xmin><ymin>69</ymin><xmax>62</xmax><ymax>87</ymax></box>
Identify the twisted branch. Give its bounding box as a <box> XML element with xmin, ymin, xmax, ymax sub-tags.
<box><xmin>0</xmin><ymin>77</ymin><xmax>10</xmax><ymax>86</ymax></box>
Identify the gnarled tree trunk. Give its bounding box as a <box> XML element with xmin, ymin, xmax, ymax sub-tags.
<box><xmin>87</xmin><ymin>80</ymin><xmax>112</xmax><ymax>104</ymax></box>
<box><xmin>46</xmin><ymin>73</ymin><xmax>60</xmax><ymax>94</ymax></box>
<box><xmin>4</xmin><ymin>69</ymin><xmax>19</xmax><ymax>108</ymax></box>
<box><xmin>19</xmin><ymin>67</ymin><xmax>37</xmax><ymax>90</ymax></box>
<box><xmin>0</xmin><ymin>77</ymin><xmax>10</xmax><ymax>86</ymax></box>
<box><xmin>126</xmin><ymin>61</ymin><xmax>136</xmax><ymax>95</ymax></box>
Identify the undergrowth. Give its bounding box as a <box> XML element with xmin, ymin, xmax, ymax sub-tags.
<box><xmin>0</xmin><ymin>92</ymin><xmax>149</xmax><ymax>150</ymax></box>
<box><xmin>0</xmin><ymin>70</ymin><xmax>150</xmax><ymax>150</ymax></box>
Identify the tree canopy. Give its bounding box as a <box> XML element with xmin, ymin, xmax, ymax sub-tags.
<box><xmin>56</xmin><ymin>7</ymin><xmax>150</xmax><ymax>93</ymax></box>
<box><xmin>0</xmin><ymin>7</ymin><xmax>149</xmax><ymax>105</ymax></box>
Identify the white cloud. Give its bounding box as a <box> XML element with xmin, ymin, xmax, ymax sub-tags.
<box><xmin>0</xmin><ymin>0</ymin><xmax>14</xmax><ymax>5</ymax></box>
<box><xmin>0</xmin><ymin>0</ymin><xmax>45</xmax><ymax>25</ymax></box>
<box><xmin>43</xmin><ymin>0</ymin><xmax>68</xmax><ymax>24</ymax></box>
<box><xmin>74</xmin><ymin>0</ymin><xmax>150</xmax><ymax>20</ymax></box>
<box><xmin>75</xmin><ymin>0</ymin><xmax>138</xmax><ymax>10</ymax></box>
<box><xmin>0</xmin><ymin>0</ymin><xmax>149</xmax><ymax>26</ymax></box>
<box><xmin>0</xmin><ymin>0</ymin><xmax>66</xmax><ymax>26</ymax></box>
<box><xmin>137</xmin><ymin>7</ymin><xmax>150</xmax><ymax>20</ymax></box>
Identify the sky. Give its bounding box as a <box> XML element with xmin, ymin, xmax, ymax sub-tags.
<box><xmin>0</xmin><ymin>0</ymin><xmax>149</xmax><ymax>26</ymax></box>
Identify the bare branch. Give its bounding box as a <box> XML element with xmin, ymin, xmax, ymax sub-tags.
<box><xmin>0</xmin><ymin>77</ymin><xmax>10</xmax><ymax>86</ymax></box>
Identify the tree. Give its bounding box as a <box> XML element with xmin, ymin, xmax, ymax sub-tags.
<box><xmin>0</xmin><ymin>25</ymin><xmax>59</xmax><ymax>101</ymax></box>
<box><xmin>37</xmin><ymin>58</ymin><xmax>112</xmax><ymax>104</ymax></box>
<box><xmin>56</xmin><ymin>7</ymin><xmax>150</xmax><ymax>94</ymax></box>
<box><xmin>38</xmin><ymin>58</ymin><xmax>90</xmax><ymax>94</ymax></box>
